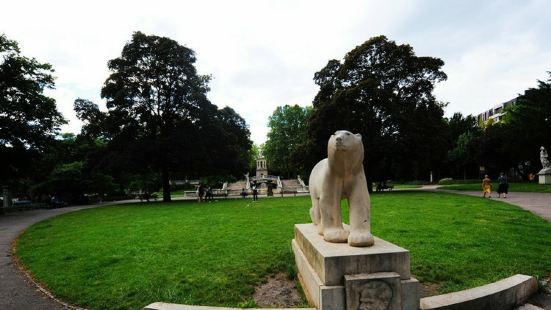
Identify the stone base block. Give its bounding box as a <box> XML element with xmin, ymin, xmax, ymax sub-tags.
<box><xmin>538</xmin><ymin>172</ymin><xmax>551</xmax><ymax>184</ymax></box>
<box><xmin>402</xmin><ymin>278</ymin><xmax>421</xmax><ymax>310</ymax></box>
<box><xmin>293</xmin><ymin>223</ymin><xmax>419</xmax><ymax>310</ymax></box>
<box><xmin>292</xmin><ymin>239</ymin><xmax>345</xmax><ymax>309</ymax></box>
<box><xmin>294</xmin><ymin>223</ymin><xmax>411</xmax><ymax>285</ymax></box>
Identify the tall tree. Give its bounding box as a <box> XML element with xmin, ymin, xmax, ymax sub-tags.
<box><xmin>446</xmin><ymin>112</ymin><xmax>479</xmax><ymax>146</ymax></box>
<box><xmin>445</xmin><ymin>112</ymin><xmax>481</xmax><ymax>179</ymax></box>
<box><xmin>100</xmin><ymin>32</ymin><xmax>215</xmax><ymax>201</ymax></box>
<box><xmin>99</xmin><ymin>32</ymin><xmax>252</xmax><ymax>200</ymax></box>
<box><xmin>264</xmin><ymin>105</ymin><xmax>312</xmax><ymax>178</ymax></box>
<box><xmin>306</xmin><ymin>36</ymin><xmax>448</xmax><ymax>187</ymax></box>
<box><xmin>448</xmin><ymin>131</ymin><xmax>482</xmax><ymax>179</ymax></box>
<box><xmin>0</xmin><ymin>34</ymin><xmax>65</xmax><ymax>188</ymax></box>
<box><xmin>499</xmin><ymin>74</ymin><xmax>551</xmax><ymax>178</ymax></box>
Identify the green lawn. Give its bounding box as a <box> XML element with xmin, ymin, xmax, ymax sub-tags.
<box><xmin>438</xmin><ymin>182</ymin><xmax>551</xmax><ymax>193</ymax></box>
<box><xmin>393</xmin><ymin>184</ymin><xmax>422</xmax><ymax>189</ymax></box>
<box><xmin>16</xmin><ymin>193</ymin><xmax>551</xmax><ymax>309</ymax></box>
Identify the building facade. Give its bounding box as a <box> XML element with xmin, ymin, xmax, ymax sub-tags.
<box><xmin>477</xmin><ymin>98</ymin><xmax>517</xmax><ymax>125</ymax></box>
<box><xmin>256</xmin><ymin>154</ymin><xmax>268</xmax><ymax>178</ymax></box>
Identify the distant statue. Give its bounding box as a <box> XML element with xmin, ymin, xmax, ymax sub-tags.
<box><xmin>309</xmin><ymin>130</ymin><xmax>374</xmax><ymax>247</ymax></box>
<box><xmin>297</xmin><ymin>175</ymin><xmax>306</xmax><ymax>187</ymax></box>
<box><xmin>541</xmin><ymin>146</ymin><xmax>550</xmax><ymax>169</ymax></box>
<box><xmin>244</xmin><ymin>172</ymin><xmax>250</xmax><ymax>189</ymax></box>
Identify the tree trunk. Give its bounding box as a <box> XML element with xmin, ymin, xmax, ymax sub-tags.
<box><xmin>162</xmin><ymin>165</ymin><xmax>171</xmax><ymax>202</ymax></box>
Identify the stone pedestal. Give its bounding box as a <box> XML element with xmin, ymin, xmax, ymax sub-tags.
<box><xmin>538</xmin><ymin>168</ymin><xmax>551</xmax><ymax>184</ymax></box>
<box><xmin>292</xmin><ymin>223</ymin><xmax>419</xmax><ymax>310</ymax></box>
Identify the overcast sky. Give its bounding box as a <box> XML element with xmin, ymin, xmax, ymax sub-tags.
<box><xmin>2</xmin><ymin>0</ymin><xmax>551</xmax><ymax>144</ymax></box>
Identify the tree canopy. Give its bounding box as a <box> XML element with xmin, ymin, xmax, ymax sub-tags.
<box><xmin>77</xmin><ymin>32</ymin><xmax>252</xmax><ymax>201</ymax></box>
<box><xmin>481</xmin><ymin>74</ymin><xmax>551</xmax><ymax>178</ymax></box>
<box><xmin>0</xmin><ymin>34</ymin><xmax>65</xmax><ymax>186</ymax></box>
<box><xmin>306</xmin><ymin>36</ymin><xmax>448</xmax><ymax>186</ymax></box>
<box><xmin>264</xmin><ymin>104</ymin><xmax>312</xmax><ymax>178</ymax></box>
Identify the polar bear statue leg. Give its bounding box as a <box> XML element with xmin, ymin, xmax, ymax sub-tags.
<box><xmin>347</xmin><ymin>174</ymin><xmax>374</xmax><ymax>247</ymax></box>
<box><xmin>319</xmin><ymin>185</ymin><xmax>349</xmax><ymax>243</ymax></box>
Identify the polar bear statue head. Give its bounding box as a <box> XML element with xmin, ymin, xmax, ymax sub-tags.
<box><xmin>327</xmin><ymin>130</ymin><xmax>364</xmax><ymax>172</ymax></box>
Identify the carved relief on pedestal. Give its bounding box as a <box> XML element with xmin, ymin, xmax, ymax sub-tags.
<box><xmin>345</xmin><ymin>273</ymin><xmax>401</xmax><ymax>310</ymax></box>
<box><xmin>357</xmin><ymin>280</ymin><xmax>393</xmax><ymax>310</ymax></box>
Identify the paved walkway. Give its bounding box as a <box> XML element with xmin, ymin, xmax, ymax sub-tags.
<box><xmin>433</xmin><ymin>189</ymin><xmax>551</xmax><ymax>222</ymax></box>
<box><xmin>0</xmin><ymin>205</ymin><xmax>106</xmax><ymax>310</ymax></box>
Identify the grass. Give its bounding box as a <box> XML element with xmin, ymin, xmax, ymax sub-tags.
<box><xmin>16</xmin><ymin>192</ymin><xmax>551</xmax><ymax>309</ymax></box>
<box><xmin>393</xmin><ymin>184</ymin><xmax>422</xmax><ymax>189</ymax></box>
<box><xmin>438</xmin><ymin>182</ymin><xmax>551</xmax><ymax>193</ymax></box>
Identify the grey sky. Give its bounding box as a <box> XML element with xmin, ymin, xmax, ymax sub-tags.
<box><xmin>2</xmin><ymin>0</ymin><xmax>550</xmax><ymax>144</ymax></box>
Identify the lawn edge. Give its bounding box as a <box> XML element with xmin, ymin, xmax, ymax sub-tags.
<box><xmin>11</xmin><ymin>229</ymin><xmax>89</xmax><ymax>310</ymax></box>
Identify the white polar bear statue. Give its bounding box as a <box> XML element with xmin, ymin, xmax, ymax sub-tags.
<box><xmin>309</xmin><ymin>130</ymin><xmax>374</xmax><ymax>247</ymax></box>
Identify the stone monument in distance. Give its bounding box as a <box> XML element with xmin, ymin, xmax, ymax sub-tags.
<box><xmin>292</xmin><ymin>130</ymin><xmax>419</xmax><ymax>310</ymax></box>
<box><xmin>538</xmin><ymin>146</ymin><xmax>551</xmax><ymax>184</ymax></box>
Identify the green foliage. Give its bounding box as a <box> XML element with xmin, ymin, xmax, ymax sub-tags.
<box><xmin>73</xmin><ymin>98</ymin><xmax>106</xmax><ymax>138</ymax></box>
<box><xmin>100</xmin><ymin>31</ymin><xmax>214</xmax><ymax>202</ymax></box>
<box><xmin>28</xmin><ymin>134</ymin><xmax>120</xmax><ymax>203</ymax></box>
<box><xmin>264</xmin><ymin>105</ymin><xmax>312</xmax><ymax>178</ymax></box>
<box><xmin>306</xmin><ymin>36</ymin><xmax>448</xmax><ymax>185</ymax></box>
<box><xmin>92</xmin><ymin>32</ymin><xmax>251</xmax><ymax>201</ymax></box>
<box><xmin>16</xmin><ymin>193</ymin><xmax>551</xmax><ymax>309</ymax></box>
<box><xmin>248</xmin><ymin>144</ymin><xmax>261</xmax><ymax>173</ymax></box>
<box><xmin>446</xmin><ymin>113</ymin><xmax>479</xmax><ymax>144</ymax></box>
<box><xmin>200</xmin><ymin>175</ymin><xmax>237</xmax><ymax>188</ymax></box>
<box><xmin>127</xmin><ymin>173</ymin><xmax>161</xmax><ymax>194</ymax></box>
<box><xmin>447</xmin><ymin>130</ymin><xmax>482</xmax><ymax>179</ymax></box>
<box><xmin>469</xmin><ymin>74</ymin><xmax>551</xmax><ymax>179</ymax></box>
<box><xmin>502</xmin><ymin>75</ymin><xmax>551</xmax><ymax>176</ymax></box>
<box><xmin>205</xmin><ymin>106</ymin><xmax>252</xmax><ymax>177</ymax></box>
<box><xmin>0</xmin><ymin>34</ymin><xmax>65</xmax><ymax>185</ymax></box>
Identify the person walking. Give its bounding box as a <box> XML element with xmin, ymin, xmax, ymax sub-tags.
<box><xmin>482</xmin><ymin>175</ymin><xmax>492</xmax><ymax>198</ymax></box>
<box><xmin>197</xmin><ymin>184</ymin><xmax>205</xmax><ymax>203</ymax></box>
<box><xmin>205</xmin><ymin>187</ymin><xmax>213</xmax><ymax>202</ymax></box>
<box><xmin>252</xmin><ymin>185</ymin><xmax>258</xmax><ymax>201</ymax></box>
<box><xmin>497</xmin><ymin>172</ymin><xmax>509</xmax><ymax>198</ymax></box>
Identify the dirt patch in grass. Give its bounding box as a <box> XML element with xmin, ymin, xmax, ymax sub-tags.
<box><xmin>420</xmin><ymin>282</ymin><xmax>442</xmax><ymax>298</ymax></box>
<box><xmin>253</xmin><ymin>272</ymin><xmax>303</xmax><ymax>307</ymax></box>
<box><xmin>526</xmin><ymin>275</ymin><xmax>551</xmax><ymax>308</ymax></box>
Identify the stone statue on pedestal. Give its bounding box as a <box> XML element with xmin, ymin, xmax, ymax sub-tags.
<box><xmin>308</xmin><ymin>130</ymin><xmax>374</xmax><ymax>247</ymax></box>
<box><xmin>540</xmin><ymin>146</ymin><xmax>550</xmax><ymax>170</ymax></box>
<box><xmin>538</xmin><ymin>146</ymin><xmax>551</xmax><ymax>184</ymax></box>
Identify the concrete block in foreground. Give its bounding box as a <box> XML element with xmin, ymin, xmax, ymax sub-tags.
<box><xmin>144</xmin><ymin>302</ymin><xmax>314</xmax><ymax>310</ymax></box>
<box><xmin>420</xmin><ymin>274</ymin><xmax>538</xmax><ymax>310</ymax></box>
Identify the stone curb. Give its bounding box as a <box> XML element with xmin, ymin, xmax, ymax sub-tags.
<box><xmin>420</xmin><ymin>274</ymin><xmax>538</xmax><ymax>310</ymax></box>
<box><xmin>144</xmin><ymin>303</ymin><xmax>315</xmax><ymax>310</ymax></box>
